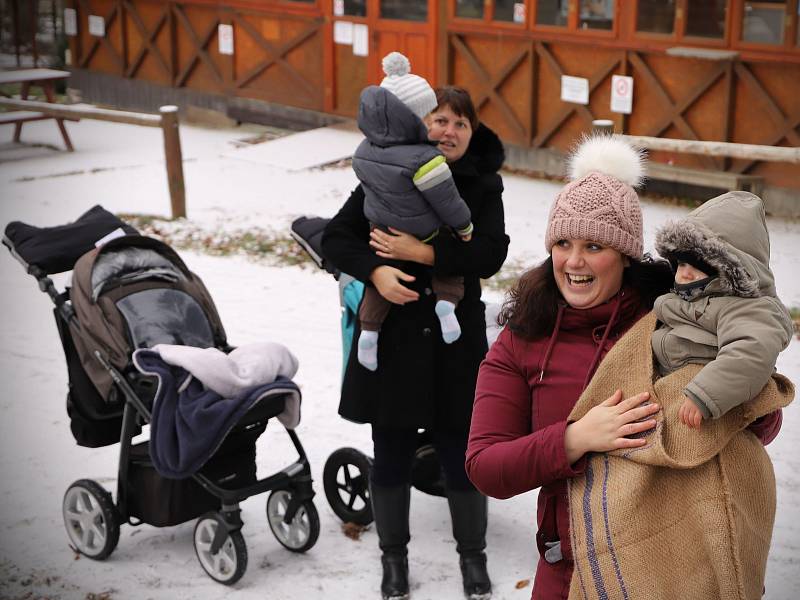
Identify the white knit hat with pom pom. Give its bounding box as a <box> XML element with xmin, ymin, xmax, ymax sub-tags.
<box><xmin>379</xmin><ymin>52</ymin><xmax>438</xmax><ymax>120</ymax></box>
<box><xmin>545</xmin><ymin>134</ymin><xmax>647</xmax><ymax>259</ymax></box>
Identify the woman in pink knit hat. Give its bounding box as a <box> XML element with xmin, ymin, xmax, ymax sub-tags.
<box><xmin>464</xmin><ymin>135</ymin><xmax>783</xmax><ymax>599</ymax></box>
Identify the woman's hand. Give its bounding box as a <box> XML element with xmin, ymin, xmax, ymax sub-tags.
<box><xmin>564</xmin><ymin>390</ymin><xmax>659</xmax><ymax>464</ymax></box>
<box><xmin>370</xmin><ymin>227</ymin><xmax>434</xmax><ymax>266</ymax></box>
<box><xmin>370</xmin><ymin>265</ymin><xmax>420</xmax><ymax>305</ymax></box>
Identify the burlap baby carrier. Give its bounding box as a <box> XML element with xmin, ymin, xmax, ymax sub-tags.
<box><xmin>567</xmin><ymin>312</ymin><xmax>793</xmax><ymax>600</ymax></box>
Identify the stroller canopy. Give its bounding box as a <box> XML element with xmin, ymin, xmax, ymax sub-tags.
<box><xmin>68</xmin><ymin>234</ymin><xmax>228</xmax><ymax>403</ymax></box>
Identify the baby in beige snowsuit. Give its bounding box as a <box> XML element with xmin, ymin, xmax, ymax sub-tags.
<box><xmin>651</xmin><ymin>191</ymin><xmax>793</xmax><ymax>428</ymax></box>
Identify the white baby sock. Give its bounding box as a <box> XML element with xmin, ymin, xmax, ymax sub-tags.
<box><xmin>435</xmin><ymin>300</ymin><xmax>461</xmax><ymax>344</ymax></box>
<box><xmin>358</xmin><ymin>330</ymin><xmax>379</xmax><ymax>371</ymax></box>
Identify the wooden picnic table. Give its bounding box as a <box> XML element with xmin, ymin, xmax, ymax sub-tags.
<box><xmin>0</xmin><ymin>68</ymin><xmax>75</xmax><ymax>151</ymax></box>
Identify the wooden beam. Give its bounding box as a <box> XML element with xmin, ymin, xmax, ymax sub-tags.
<box><xmin>0</xmin><ymin>97</ymin><xmax>162</xmax><ymax>126</ymax></box>
<box><xmin>173</xmin><ymin>5</ymin><xmax>222</xmax><ymax>88</ymax></box>
<box><xmin>622</xmin><ymin>135</ymin><xmax>800</xmax><ymax>164</ymax></box>
<box><xmin>720</xmin><ymin>61</ymin><xmax>735</xmax><ymax>171</ymax></box>
<box><xmin>730</xmin><ymin>114</ymin><xmax>800</xmax><ymax>174</ymax></box>
<box><xmin>451</xmin><ymin>34</ymin><xmax>527</xmax><ymax>137</ymax></box>
<box><xmin>533</xmin><ymin>43</ymin><xmax>619</xmax><ymax>147</ymax></box>
<box><xmin>124</xmin><ymin>2</ymin><xmax>170</xmax><ymax>79</ymax></box>
<box><xmin>734</xmin><ymin>62</ymin><xmax>800</xmax><ymax>147</ymax></box>
<box><xmin>232</xmin><ymin>14</ymin><xmax>319</xmax><ymax>96</ymax></box>
<box><xmin>628</xmin><ymin>51</ymin><xmax>719</xmax><ymax>170</ymax></box>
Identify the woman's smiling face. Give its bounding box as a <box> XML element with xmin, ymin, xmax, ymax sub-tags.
<box><xmin>551</xmin><ymin>239</ymin><xmax>628</xmax><ymax>309</ymax></box>
<box><xmin>426</xmin><ymin>104</ymin><xmax>473</xmax><ymax>163</ymax></box>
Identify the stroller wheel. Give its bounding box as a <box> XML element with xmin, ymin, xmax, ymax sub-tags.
<box><xmin>323</xmin><ymin>447</ymin><xmax>374</xmax><ymax>525</ymax></box>
<box><xmin>193</xmin><ymin>513</ymin><xmax>247</xmax><ymax>585</ymax></box>
<box><xmin>266</xmin><ymin>490</ymin><xmax>320</xmax><ymax>553</ymax></box>
<box><xmin>62</xmin><ymin>479</ymin><xmax>120</xmax><ymax>560</ymax></box>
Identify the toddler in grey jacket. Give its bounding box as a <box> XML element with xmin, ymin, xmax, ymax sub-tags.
<box><xmin>352</xmin><ymin>52</ymin><xmax>473</xmax><ymax>371</ymax></box>
<box><xmin>652</xmin><ymin>191</ymin><xmax>793</xmax><ymax>428</ymax></box>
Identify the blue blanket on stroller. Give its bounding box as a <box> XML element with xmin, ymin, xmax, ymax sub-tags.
<box><xmin>133</xmin><ymin>349</ymin><xmax>300</xmax><ymax>479</ymax></box>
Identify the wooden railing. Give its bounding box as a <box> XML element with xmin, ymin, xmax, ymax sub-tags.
<box><xmin>0</xmin><ymin>98</ymin><xmax>186</xmax><ymax>218</ymax></box>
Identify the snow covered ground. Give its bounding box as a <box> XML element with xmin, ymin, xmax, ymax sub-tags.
<box><xmin>0</xmin><ymin>118</ymin><xmax>798</xmax><ymax>599</ymax></box>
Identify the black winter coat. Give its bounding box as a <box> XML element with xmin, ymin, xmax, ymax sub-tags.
<box><xmin>321</xmin><ymin>124</ymin><xmax>509</xmax><ymax>432</ymax></box>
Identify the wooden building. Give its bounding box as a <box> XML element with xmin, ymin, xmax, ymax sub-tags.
<box><xmin>65</xmin><ymin>0</ymin><xmax>800</xmax><ymax>208</ymax></box>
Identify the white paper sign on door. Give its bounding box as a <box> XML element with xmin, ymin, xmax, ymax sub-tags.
<box><xmin>88</xmin><ymin>15</ymin><xmax>105</xmax><ymax>37</ymax></box>
<box><xmin>218</xmin><ymin>24</ymin><xmax>234</xmax><ymax>55</ymax></box>
<box><xmin>513</xmin><ymin>3</ymin><xmax>526</xmax><ymax>23</ymax></box>
<box><xmin>561</xmin><ymin>75</ymin><xmax>589</xmax><ymax>105</ymax></box>
<box><xmin>334</xmin><ymin>21</ymin><xmax>354</xmax><ymax>45</ymax></box>
<box><xmin>353</xmin><ymin>24</ymin><xmax>369</xmax><ymax>57</ymax></box>
<box><xmin>334</xmin><ymin>0</ymin><xmax>345</xmax><ymax>17</ymax></box>
<box><xmin>610</xmin><ymin>74</ymin><xmax>634</xmax><ymax>114</ymax></box>
<box><xmin>64</xmin><ymin>8</ymin><xmax>77</xmax><ymax>36</ymax></box>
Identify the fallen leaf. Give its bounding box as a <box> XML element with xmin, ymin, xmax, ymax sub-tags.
<box><xmin>341</xmin><ymin>521</ymin><xmax>368</xmax><ymax>540</ymax></box>
<box><xmin>515</xmin><ymin>579</ymin><xmax>531</xmax><ymax>589</ymax></box>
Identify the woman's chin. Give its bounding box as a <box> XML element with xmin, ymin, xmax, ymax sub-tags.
<box><xmin>561</xmin><ymin>286</ymin><xmax>600</xmax><ymax>310</ymax></box>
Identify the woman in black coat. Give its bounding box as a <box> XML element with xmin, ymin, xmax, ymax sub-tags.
<box><xmin>322</xmin><ymin>87</ymin><xmax>509</xmax><ymax>600</ymax></box>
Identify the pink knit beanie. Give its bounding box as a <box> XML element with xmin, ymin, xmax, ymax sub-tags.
<box><xmin>545</xmin><ymin>135</ymin><xmax>646</xmax><ymax>259</ymax></box>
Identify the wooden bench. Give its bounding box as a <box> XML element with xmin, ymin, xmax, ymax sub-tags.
<box><xmin>0</xmin><ymin>68</ymin><xmax>75</xmax><ymax>151</ymax></box>
<box><xmin>647</xmin><ymin>162</ymin><xmax>764</xmax><ymax>196</ymax></box>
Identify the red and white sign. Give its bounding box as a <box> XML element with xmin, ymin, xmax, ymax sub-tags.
<box><xmin>513</xmin><ymin>3</ymin><xmax>526</xmax><ymax>23</ymax></box>
<box><xmin>611</xmin><ymin>75</ymin><xmax>633</xmax><ymax>114</ymax></box>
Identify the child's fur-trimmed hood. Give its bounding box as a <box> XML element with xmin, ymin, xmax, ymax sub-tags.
<box><xmin>655</xmin><ymin>191</ymin><xmax>776</xmax><ymax>299</ymax></box>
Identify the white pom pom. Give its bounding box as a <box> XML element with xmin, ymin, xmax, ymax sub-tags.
<box><xmin>382</xmin><ymin>52</ymin><xmax>410</xmax><ymax>78</ymax></box>
<box><xmin>568</xmin><ymin>134</ymin><xmax>646</xmax><ymax>188</ymax></box>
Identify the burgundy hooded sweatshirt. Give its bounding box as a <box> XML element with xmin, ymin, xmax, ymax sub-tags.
<box><xmin>466</xmin><ymin>287</ymin><xmax>782</xmax><ymax>600</ymax></box>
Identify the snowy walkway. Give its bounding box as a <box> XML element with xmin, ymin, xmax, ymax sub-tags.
<box><xmin>0</xmin><ymin>118</ymin><xmax>798</xmax><ymax>599</ymax></box>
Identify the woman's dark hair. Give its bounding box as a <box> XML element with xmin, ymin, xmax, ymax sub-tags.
<box><xmin>434</xmin><ymin>86</ymin><xmax>480</xmax><ymax>130</ymax></box>
<box><xmin>498</xmin><ymin>254</ymin><xmax>674</xmax><ymax>340</ymax></box>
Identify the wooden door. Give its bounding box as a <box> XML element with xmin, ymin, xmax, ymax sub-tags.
<box><xmin>370</xmin><ymin>0</ymin><xmax>437</xmax><ymax>85</ymax></box>
<box><xmin>330</xmin><ymin>0</ymin><xmax>437</xmax><ymax>116</ymax></box>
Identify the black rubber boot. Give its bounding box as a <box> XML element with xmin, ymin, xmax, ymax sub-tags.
<box><xmin>447</xmin><ymin>489</ymin><xmax>492</xmax><ymax>600</ymax></box>
<box><xmin>371</xmin><ymin>481</ymin><xmax>411</xmax><ymax>600</ymax></box>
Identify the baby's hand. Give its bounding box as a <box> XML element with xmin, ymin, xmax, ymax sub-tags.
<box><xmin>678</xmin><ymin>397</ymin><xmax>703</xmax><ymax>429</ymax></box>
<box><xmin>460</xmin><ymin>232</ymin><xmax>472</xmax><ymax>242</ymax></box>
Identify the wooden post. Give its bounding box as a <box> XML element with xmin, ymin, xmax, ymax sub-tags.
<box><xmin>29</xmin><ymin>0</ymin><xmax>39</xmax><ymax>67</ymax></box>
<box><xmin>592</xmin><ymin>119</ymin><xmax>614</xmax><ymax>134</ymax></box>
<box><xmin>12</xmin><ymin>0</ymin><xmax>21</xmax><ymax>67</ymax></box>
<box><xmin>160</xmin><ymin>105</ymin><xmax>186</xmax><ymax>219</ymax></box>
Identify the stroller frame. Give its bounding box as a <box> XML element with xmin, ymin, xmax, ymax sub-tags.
<box><xmin>5</xmin><ymin>238</ymin><xmax>320</xmax><ymax>586</ymax></box>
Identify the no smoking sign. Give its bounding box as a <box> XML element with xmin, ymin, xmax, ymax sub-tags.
<box><xmin>611</xmin><ymin>75</ymin><xmax>633</xmax><ymax>114</ymax></box>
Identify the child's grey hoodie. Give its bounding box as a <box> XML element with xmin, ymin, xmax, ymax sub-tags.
<box><xmin>352</xmin><ymin>86</ymin><xmax>472</xmax><ymax>239</ymax></box>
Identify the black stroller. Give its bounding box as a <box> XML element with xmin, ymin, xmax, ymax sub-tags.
<box><xmin>290</xmin><ymin>216</ymin><xmax>447</xmax><ymax>527</ymax></box>
<box><xmin>3</xmin><ymin>206</ymin><xmax>320</xmax><ymax>585</ymax></box>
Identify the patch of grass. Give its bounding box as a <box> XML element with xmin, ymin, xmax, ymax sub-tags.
<box><xmin>117</xmin><ymin>212</ymin><xmax>168</xmax><ymax>228</ymax></box>
<box><xmin>482</xmin><ymin>258</ymin><xmax>529</xmax><ymax>292</ymax></box>
<box><xmin>118</xmin><ymin>213</ymin><xmax>315</xmax><ymax>268</ymax></box>
<box><xmin>120</xmin><ymin>213</ymin><xmax>537</xmax><ymax>288</ymax></box>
